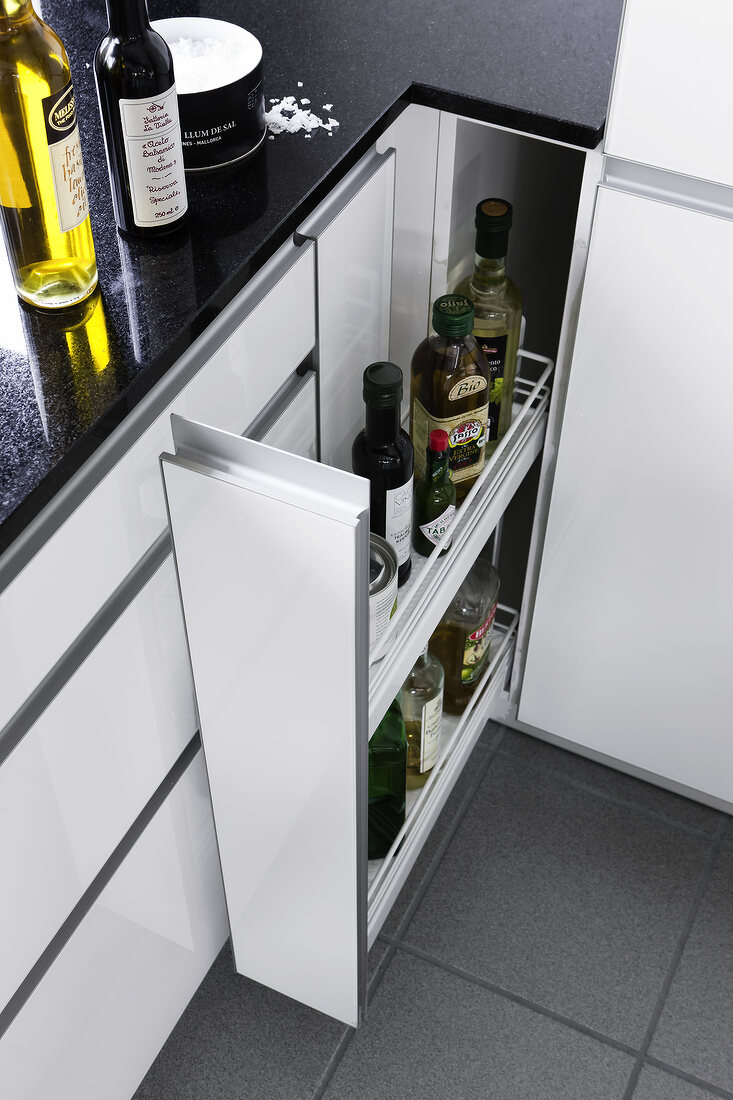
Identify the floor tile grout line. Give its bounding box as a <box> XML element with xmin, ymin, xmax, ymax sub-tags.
<box><xmin>384</xmin><ymin>936</ymin><xmax>639</xmax><ymax>1060</ymax></box>
<box><xmin>620</xmin><ymin>817</ymin><xmax>728</xmax><ymax>1100</ymax></box>
<box><xmin>497</xmin><ymin>744</ymin><xmax>729</xmax><ymax>842</ymax></box>
<box><xmin>388</xmin><ymin>722</ymin><xmax>507</xmax><ymax>944</ymax></box>
<box><xmin>310</xmin><ymin>1024</ymin><xmax>354</xmax><ymax>1100</ymax></box>
<box><xmin>642</xmin><ymin>1055</ymin><xmax>733</xmax><ymax>1100</ymax></box>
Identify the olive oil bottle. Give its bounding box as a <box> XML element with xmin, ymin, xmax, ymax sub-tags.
<box><xmin>410</xmin><ymin>295</ymin><xmax>490</xmax><ymax>504</ymax></box>
<box><xmin>0</xmin><ymin>0</ymin><xmax>97</xmax><ymax>308</ymax></box>
<box><xmin>454</xmin><ymin>198</ymin><xmax>522</xmax><ymax>457</ymax></box>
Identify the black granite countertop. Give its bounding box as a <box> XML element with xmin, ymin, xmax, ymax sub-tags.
<box><xmin>0</xmin><ymin>0</ymin><xmax>624</xmax><ymax>563</ymax></box>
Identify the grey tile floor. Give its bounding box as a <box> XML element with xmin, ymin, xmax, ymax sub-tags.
<box><xmin>133</xmin><ymin>724</ymin><xmax>733</xmax><ymax>1100</ymax></box>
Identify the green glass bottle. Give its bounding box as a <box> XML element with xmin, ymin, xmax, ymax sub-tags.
<box><xmin>453</xmin><ymin>198</ymin><xmax>522</xmax><ymax>458</ymax></box>
<box><xmin>413</xmin><ymin>428</ymin><xmax>456</xmax><ymax>557</ymax></box>
<box><xmin>368</xmin><ymin>698</ymin><xmax>407</xmax><ymax>859</ymax></box>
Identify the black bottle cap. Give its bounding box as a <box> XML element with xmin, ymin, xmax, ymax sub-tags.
<box><xmin>474</xmin><ymin>197</ymin><xmax>513</xmax><ymax>259</ymax></box>
<box><xmin>362</xmin><ymin>361</ymin><xmax>403</xmax><ymax>407</ymax></box>
<box><xmin>432</xmin><ymin>294</ymin><xmax>474</xmax><ymax>338</ymax></box>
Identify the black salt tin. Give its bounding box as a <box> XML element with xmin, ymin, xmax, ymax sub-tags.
<box><xmin>152</xmin><ymin>18</ymin><xmax>266</xmax><ymax>172</ymax></box>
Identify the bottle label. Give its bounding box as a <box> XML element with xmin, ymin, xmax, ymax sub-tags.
<box><xmin>478</xmin><ymin>333</ymin><xmax>508</xmax><ymax>442</ymax></box>
<box><xmin>412</xmin><ymin>399</ymin><xmax>488</xmax><ymax>485</ymax></box>
<box><xmin>118</xmin><ymin>86</ymin><xmax>188</xmax><ymax>228</ymax></box>
<box><xmin>384</xmin><ymin>480</ymin><xmax>413</xmax><ymax>566</ymax></box>
<box><xmin>419</xmin><ymin>504</ymin><xmax>455</xmax><ymax>547</ymax></box>
<box><xmin>461</xmin><ymin>601</ymin><xmax>497</xmax><ymax>683</ymax></box>
<box><xmin>42</xmin><ymin>83</ymin><xmax>90</xmax><ymax>233</ymax></box>
<box><xmin>447</xmin><ymin>376</ymin><xmax>487</xmax><ymax>402</ymax></box>
<box><xmin>420</xmin><ymin>689</ymin><xmax>443</xmax><ymax>772</ymax></box>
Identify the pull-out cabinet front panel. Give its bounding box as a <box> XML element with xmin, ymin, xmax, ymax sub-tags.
<box><xmin>162</xmin><ymin>419</ymin><xmax>370</xmax><ymax>1027</ymax></box>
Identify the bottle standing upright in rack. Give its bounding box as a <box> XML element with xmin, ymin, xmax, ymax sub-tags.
<box><xmin>413</xmin><ymin>428</ymin><xmax>456</xmax><ymax>557</ymax></box>
<box><xmin>454</xmin><ymin>198</ymin><xmax>522</xmax><ymax>458</ymax></box>
<box><xmin>368</xmin><ymin>699</ymin><xmax>408</xmax><ymax>859</ymax></box>
<box><xmin>0</xmin><ymin>0</ymin><xmax>97</xmax><ymax>308</ymax></box>
<box><xmin>352</xmin><ymin>361</ymin><xmax>414</xmax><ymax>586</ymax></box>
<box><xmin>430</xmin><ymin>556</ymin><xmax>500</xmax><ymax>714</ymax></box>
<box><xmin>410</xmin><ymin>295</ymin><xmax>491</xmax><ymax>504</ymax></box>
<box><xmin>399</xmin><ymin>646</ymin><xmax>444</xmax><ymax>790</ymax></box>
<box><xmin>94</xmin><ymin>0</ymin><xmax>188</xmax><ymax>236</ymax></box>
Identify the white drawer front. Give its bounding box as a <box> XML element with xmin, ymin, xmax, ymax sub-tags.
<box><xmin>0</xmin><ymin>242</ymin><xmax>315</xmax><ymax>731</ymax></box>
<box><xmin>0</xmin><ymin>555</ymin><xmax>195</xmax><ymax>1012</ymax></box>
<box><xmin>0</xmin><ymin>752</ymin><xmax>227</xmax><ymax>1100</ymax></box>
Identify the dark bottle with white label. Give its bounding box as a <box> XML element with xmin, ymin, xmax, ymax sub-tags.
<box><xmin>94</xmin><ymin>0</ymin><xmax>188</xmax><ymax>237</ymax></box>
<box><xmin>454</xmin><ymin>199</ymin><xmax>522</xmax><ymax>458</ymax></box>
<box><xmin>352</xmin><ymin>361</ymin><xmax>413</xmax><ymax>586</ymax></box>
<box><xmin>410</xmin><ymin>295</ymin><xmax>491</xmax><ymax>504</ymax></box>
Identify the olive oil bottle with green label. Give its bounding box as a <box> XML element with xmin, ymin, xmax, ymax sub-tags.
<box><xmin>410</xmin><ymin>295</ymin><xmax>491</xmax><ymax>504</ymax></box>
<box><xmin>453</xmin><ymin>198</ymin><xmax>522</xmax><ymax>457</ymax></box>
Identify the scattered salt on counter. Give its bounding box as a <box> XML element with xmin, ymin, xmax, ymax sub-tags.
<box><xmin>300</xmin><ymin>98</ymin><xmax>310</xmax><ymax>104</ymax></box>
<box><xmin>167</xmin><ymin>36</ymin><xmax>250</xmax><ymax>93</ymax></box>
<box><xmin>323</xmin><ymin>103</ymin><xmax>333</xmax><ymax>111</ymax></box>
<box><xmin>265</xmin><ymin>94</ymin><xmax>339</xmax><ymax>137</ymax></box>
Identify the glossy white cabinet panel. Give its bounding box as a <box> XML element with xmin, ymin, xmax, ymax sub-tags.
<box><xmin>0</xmin><ymin>752</ymin><xmax>228</xmax><ymax>1100</ymax></box>
<box><xmin>0</xmin><ymin>242</ymin><xmax>315</xmax><ymax>731</ymax></box>
<box><xmin>297</xmin><ymin>150</ymin><xmax>394</xmax><ymax>470</ymax></box>
<box><xmin>0</xmin><ymin>556</ymin><xmax>195</xmax><ymax>1012</ymax></box>
<box><xmin>162</xmin><ymin>418</ymin><xmax>370</xmax><ymax>1026</ymax></box>
<box><xmin>605</xmin><ymin>0</ymin><xmax>733</xmax><ymax>187</ymax></box>
<box><xmin>376</xmin><ymin>104</ymin><xmax>439</xmax><ymax>402</ymax></box>
<box><xmin>519</xmin><ymin>187</ymin><xmax>733</xmax><ymax>804</ymax></box>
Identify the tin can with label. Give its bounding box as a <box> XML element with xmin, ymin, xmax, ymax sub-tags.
<box><xmin>369</xmin><ymin>533</ymin><xmax>398</xmax><ymax>656</ymax></box>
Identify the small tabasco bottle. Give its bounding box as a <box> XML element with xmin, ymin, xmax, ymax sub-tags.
<box><xmin>410</xmin><ymin>295</ymin><xmax>490</xmax><ymax>504</ymax></box>
<box><xmin>413</xmin><ymin>429</ymin><xmax>456</xmax><ymax>557</ymax></box>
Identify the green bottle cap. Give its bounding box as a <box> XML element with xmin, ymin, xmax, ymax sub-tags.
<box><xmin>432</xmin><ymin>294</ymin><xmax>474</xmax><ymax>338</ymax></box>
<box><xmin>362</xmin><ymin>361</ymin><xmax>403</xmax><ymax>407</ymax></box>
<box><xmin>475</xmin><ymin>197</ymin><xmax>513</xmax><ymax>259</ymax></box>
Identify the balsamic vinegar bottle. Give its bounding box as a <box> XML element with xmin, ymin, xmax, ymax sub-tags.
<box><xmin>0</xmin><ymin>0</ymin><xmax>97</xmax><ymax>309</ymax></box>
<box><xmin>94</xmin><ymin>0</ymin><xmax>188</xmax><ymax>237</ymax></box>
<box><xmin>352</xmin><ymin>361</ymin><xmax>414</xmax><ymax>586</ymax></box>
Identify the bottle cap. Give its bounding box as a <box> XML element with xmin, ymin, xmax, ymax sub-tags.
<box><xmin>474</xmin><ymin>197</ymin><xmax>513</xmax><ymax>259</ymax></box>
<box><xmin>432</xmin><ymin>294</ymin><xmax>474</xmax><ymax>338</ymax></box>
<box><xmin>362</xmin><ymin>361</ymin><xmax>403</xmax><ymax>407</ymax></box>
<box><xmin>429</xmin><ymin>429</ymin><xmax>449</xmax><ymax>452</ymax></box>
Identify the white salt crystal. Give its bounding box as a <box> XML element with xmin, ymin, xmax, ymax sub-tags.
<box><xmin>265</xmin><ymin>94</ymin><xmax>339</xmax><ymax>138</ymax></box>
<box><xmin>297</xmin><ymin>81</ymin><xmax>303</xmax><ymax>87</ymax></box>
<box><xmin>323</xmin><ymin>103</ymin><xmax>333</xmax><ymax>111</ymax></box>
<box><xmin>167</xmin><ymin>34</ymin><xmax>259</xmax><ymax>93</ymax></box>
<box><xmin>300</xmin><ymin>98</ymin><xmax>310</xmax><ymax>105</ymax></box>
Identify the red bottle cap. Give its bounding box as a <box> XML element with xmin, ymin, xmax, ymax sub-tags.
<box><xmin>429</xmin><ymin>429</ymin><xmax>449</xmax><ymax>452</ymax></box>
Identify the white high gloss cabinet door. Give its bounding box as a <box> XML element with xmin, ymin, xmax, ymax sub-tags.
<box><xmin>519</xmin><ymin>187</ymin><xmax>733</xmax><ymax>804</ymax></box>
<box><xmin>605</xmin><ymin>0</ymin><xmax>733</xmax><ymax>187</ymax></box>
<box><xmin>297</xmin><ymin>149</ymin><xmax>395</xmax><ymax>471</ymax></box>
<box><xmin>0</xmin><ymin>556</ymin><xmax>195</xmax><ymax>1013</ymax></box>
<box><xmin>161</xmin><ymin>417</ymin><xmax>370</xmax><ymax>1026</ymax></box>
<box><xmin>0</xmin><ymin>753</ymin><xmax>228</xmax><ymax>1100</ymax></box>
